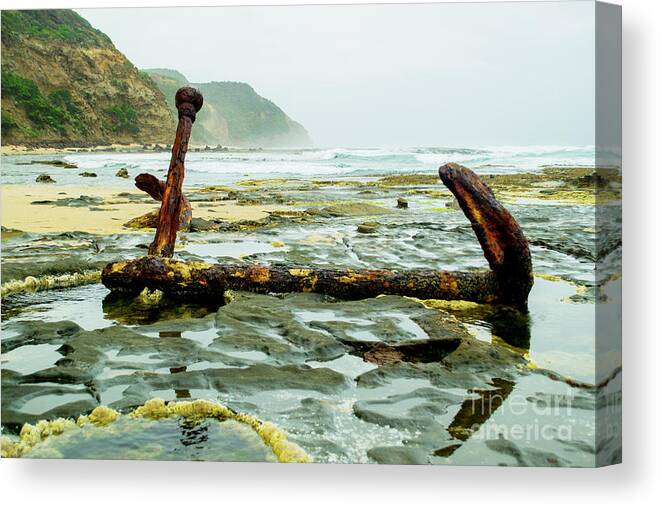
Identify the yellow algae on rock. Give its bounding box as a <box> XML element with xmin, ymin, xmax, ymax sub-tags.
<box><xmin>0</xmin><ymin>270</ymin><xmax>101</xmax><ymax>298</ymax></box>
<box><xmin>289</xmin><ymin>268</ymin><xmax>312</xmax><ymax>277</ymax></box>
<box><xmin>526</xmin><ymin>360</ymin><xmax>539</xmax><ymax>370</ymax></box>
<box><xmin>408</xmin><ymin>297</ymin><xmax>483</xmax><ymax>312</ymax></box>
<box><xmin>34</xmin><ymin>417</ymin><xmax>76</xmax><ymax>437</ymax></box>
<box><xmin>131</xmin><ymin>398</ymin><xmax>169</xmax><ymax>419</ymax></box>
<box><xmin>271</xmin><ymin>240</ymin><xmax>285</xmax><ymax>248</ymax></box>
<box><xmin>168</xmin><ymin>399</ymin><xmax>230</xmax><ymax>421</ymax></box>
<box><xmin>6</xmin><ymin>418</ymin><xmax>79</xmax><ymax>457</ymax></box>
<box><xmin>162</xmin><ymin>259</ymin><xmax>212</xmax><ymax>281</ymax></box>
<box><xmin>271</xmin><ymin>440</ymin><xmax>311</xmax><ymax>464</ymax></box>
<box><xmin>109</xmin><ymin>261</ymin><xmax>128</xmax><ymax>273</ymax></box>
<box><xmin>1</xmin><ymin>436</ymin><xmax>21</xmax><ymax>458</ymax></box>
<box><xmin>138</xmin><ymin>287</ymin><xmax>164</xmax><ymax>304</ymax></box>
<box><xmin>19</xmin><ymin>423</ymin><xmax>40</xmax><ymax>447</ymax></box>
<box><xmin>223</xmin><ymin>290</ymin><xmax>237</xmax><ymax>305</ymax></box>
<box><xmin>235</xmin><ymin>417</ymin><xmax>310</xmax><ymax>464</ymax></box>
<box><xmin>48</xmin><ymin>418</ymin><xmax>75</xmax><ymax>434</ymax></box>
<box><xmin>248</xmin><ymin>266</ymin><xmax>271</xmax><ymax>283</ymax></box>
<box><xmin>287</xmin><ymin>269</ymin><xmax>318</xmax><ymax>291</ymax></box>
<box><xmin>338</xmin><ymin>271</ymin><xmax>371</xmax><ymax>284</ymax></box>
<box><xmin>88</xmin><ymin>406</ymin><xmax>120</xmax><ymax>426</ymax></box>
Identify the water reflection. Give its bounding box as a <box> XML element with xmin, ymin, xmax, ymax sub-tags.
<box><xmin>102</xmin><ymin>292</ymin><xmax>221</xmax><ymax>325</ymax></box>
<box><xmin>448</xmin><ymin>378</ymin><xmax>516</xmax><ymax>441</ymax></box>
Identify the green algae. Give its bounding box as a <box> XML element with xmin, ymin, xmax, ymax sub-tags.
<box><xmin>376</xmin><ymin>174</ymin><xmax>439</xmax><ymax>186</ymax></box>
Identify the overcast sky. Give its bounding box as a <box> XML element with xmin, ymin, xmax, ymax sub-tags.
<box><xmin>77</xmin><ymin>2</ymin><xmax>595</xmax><ymax>148</ymax></box>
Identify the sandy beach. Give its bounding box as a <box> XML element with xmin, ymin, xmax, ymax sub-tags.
<box><xmin>0</xmin><ymin>144</ymin><xmax>147</xmax><ymax>156</ymax></box>
<box><xmin>1</xmin><ymin>184</ymin><xmax>292</xmax><ymax>235</ymax></box>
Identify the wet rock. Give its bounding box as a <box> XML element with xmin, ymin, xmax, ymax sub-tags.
<box><xmin>1</xmin><ymin>320</ymin><xmax>82</xmax><ymax>353</ymax></box>
<box><xmin>367</xmin><ymin>445</ymin><xmax>429</xmax><ymax>464</ymax></box>
<box><xmin>123</xmin><ymin>209</ymin><xmax>191</xmax><ymax>232</ymax></box>
<box><xmin>21</xmin><ymin>160</ymin><xmax>77</xmax><ymax>169</ymax></box>
<box><xmin>314</xmin><ymin>202</ymin><xmax>392</xmax><ymax>217</ymax></box>
<box><xmin>79</xmin><ymin>172</ymin><xmax>97</xmax><ymax>178</ymax></box>
<box><xmin>526</xmin><ymin>392</ymin><xmax>595</xmax><ymax>411</ymax></box>
<box><xmin>574</xmin><ymin>171</ymin><xmax>609</xmax><ymax>189</ymax></box>
<box><xmin>396</xmin><ymin>197</ymin><xmax>408</xmax><ymax>209</ymax></box>
<box><xmin>359</xmin><ymin>338</ymin><xmax>462</xmax><ymax>365</ymax></box>
<box><xmin>446</xmin><ymin>198</ymin><xmax>461</xmax><ymax>210</ymax></box>
<box><xmin>124</xmin><ymin>211</ymin><xmax>159</xmax><ymax>229</ymax></box>
<box><xmin>433</xmin><ymin>444</ymin><xmax>462</xmax><ymax>457</ymax></box>
<box><xmin>204</xmin><ymin>364</ymin><xmax>350</xmax><ymax>395</ymax></box>
<box><xmin>485</xmin><ymin>437</ymin><xmax>569</xmax><ymax>467</ymax></box>
<box><xmin>356</xmin><ymin>222</ymin><xmax>379</xmax><ymax>234</ymax></box>
<box><xmin>189</xmin><ymin>217</ymin><xmax>219</xmax><ymax>232</ymax></box>
<box><xmin>377</xmin><ymin>174</ymin><xmax>438</xmax><ymax>186</ymax></box>
<box><xmin>237</xmin><ymin>198</ymin><xmax>261</xmax><ymax>206</ymax></box>
<box><xmin>31</xmin><ymin>195</ymin><xmax>104</xmax><ymax>207</ymax></box>
<box><xmin>354</xmin><ymin>387</ymin><xmax>464</xmax><ymax>431</ymax></box>
<box><xmin>36</xmin><ymin>173</ymin><xmax>55</xmax><ymax>184</ymax></box>
<box><xmin>0</xmin><ymin>226</ymin><xmax>25</xmax><ymax>239</ymax></box>
<box><xmin>116</xmin><ymin>168</ymin><xmax>129</xmax><ymax>178</ymax></box>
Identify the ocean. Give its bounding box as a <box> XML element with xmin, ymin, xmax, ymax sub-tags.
<box><xmin>1</xmin><ymin>145</ymin><xmax>600</xmax><ymax>188</ymax></box>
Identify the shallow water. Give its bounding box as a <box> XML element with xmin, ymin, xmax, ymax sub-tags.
<box><xmin>1</xmin><ymin>276</ymin><xmax>616</xmax><ymax>464</ymax></box>
<box><xmin>24</xmin><ymin>416</ymin><xmax>277</xmax><ymax>462</ymax></box>
<box><xmin>0</xmin><ymin>147</ymin><xmax>621</xmax><ymax>465</ymax></box>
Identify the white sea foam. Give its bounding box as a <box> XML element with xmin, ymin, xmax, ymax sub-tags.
<box><xmin>2</xmin><ymin>145</ymin><xmax>600</xmax><ymax>187</ymax></box>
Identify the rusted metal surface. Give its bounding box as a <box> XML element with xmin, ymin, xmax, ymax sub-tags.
<box><xmin>148</xmin><ymin>86</ymin><xmax>203</xmax><ymax>257</ymax></box>
<box><xmin>102</xmin><ymin>256</ymin><xmax>502</xmax><ymax>303</ymax></box>
<box><xmin>439</xmin><ymin>162</ymin><xmax>533</xmax><ymax>309</ymax></box>
<box><xmin>103</xmin><ymin>161</ymin><xmax>533</xmax><ymax>309</ymax></box>
<box><xmin>134</xmin><ymin>173</ymin><xmax>192</xmax><ymax>231</ymax></box>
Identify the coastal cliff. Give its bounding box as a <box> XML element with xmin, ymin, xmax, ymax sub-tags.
<box><xmin>144</xmin><ymin>69</ymin><xmax>312</xmax><ymax>148</ymax></box>
<box><xmin>1</xmin><ymin>10</ymin><xmax>174</xmax><ymax>146</ymax></box>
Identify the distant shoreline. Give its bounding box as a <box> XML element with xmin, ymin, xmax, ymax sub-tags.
<box><xmin>0</xmin><ymin>143</ymin><xmax>265</xmax><ymax>156</ymax></box>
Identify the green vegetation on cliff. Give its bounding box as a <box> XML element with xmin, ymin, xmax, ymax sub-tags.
<box><xmin>144</xmin><ymin>69</ymin><xmax>312</xmax><ymax>148</ymax></box>
<box><xmin>1</xmin><ymin>70</ymin><xmax>85</xmax><ymax>136</ymax></box>
<box><xmin>1</xmin><ymin>9</ymin><xmax>109</xmax><ymax>46</ymax></box>
<box><xmin>1</xmin><ymin>9</ymin><xmax>173</xmax><ymax>145</ymax></box>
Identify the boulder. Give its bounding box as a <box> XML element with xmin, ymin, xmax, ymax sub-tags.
<box><xmin>35</xmin><ymin>174</ymin><xmax>55</xmax><ymax>183</ymax></box>
<box><xmin>357</xmin><ymin>222</ymin><xmax>379</xmax><ymax>234</ymax></box>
